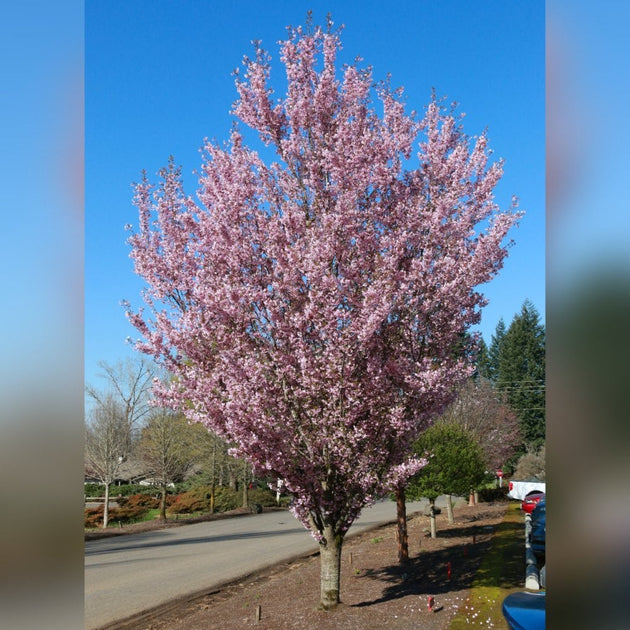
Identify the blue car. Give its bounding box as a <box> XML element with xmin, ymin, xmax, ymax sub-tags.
<box><xmin>502</xmin><ymin>591</ymin><xmax>546</xmax><ymax>630</ymax></box>
<box><xmin>530</xmin><ymin>499</ymin><xmax>545</xmax><ymax>561</ymax></box>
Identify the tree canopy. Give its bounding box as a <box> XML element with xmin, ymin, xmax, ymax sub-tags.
<box><xmin>493</xmin><ymin>300</ymin><xmax>545</xmax><ymax>449</ymax></box>
<box><xmin>126</xmin><ymin>19</ymin><xmax>519</xmax><ymax>608</ymax></box>
<box><xmin>439</xmin><ymin>377</ymin><xmax>521</xmax><ymax>471</ymax></box>
<box><xmin>406</xmin><ymin>423</ymin><xmax>486</xmax><ymax>501</ymax></box>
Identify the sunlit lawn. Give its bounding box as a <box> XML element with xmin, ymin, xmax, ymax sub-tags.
<box><xmin>447</xmin><ymin>503</ymin><xmax>533</xmax><ymax>628</ymax></box>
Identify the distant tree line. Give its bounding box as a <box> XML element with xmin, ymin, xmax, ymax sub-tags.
<box><xmin>84</xmin><ymin>358</ymin><xmax>267</xmax><ymax>528</ymax></box>
<box><xmin>476</xmin><ymin>299</ymin><xmax>546</xmax><ymax>468</ymax></box>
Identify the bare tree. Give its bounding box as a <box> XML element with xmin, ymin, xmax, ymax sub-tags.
<box><xmin>138</xmin><ymin>411</ymin><xmax>205</xmax><ymax>521</ymax></box>
<box><xmin>513</xmin><ymin>445</ymin><xmax>546</xmax><ymax>480</ymax></box>
<box><xmin>86</xmin><ymin>357</ymin><xmax>157</xmax><ymax>440</ymax></box>
<box><xmin>85</xmin><ymin>395</ymin><xmax>130</xmax><ymax>528</ymax></box>
<box><xmin>439</xmin><ymin>377</ymin><xmax>522</xmax><ymax>473</ymax></box>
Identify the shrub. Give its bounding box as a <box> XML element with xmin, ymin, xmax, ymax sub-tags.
<box><xmin>247</xmin><ymin>487</ymin><xmax>281</xmax><ymax>508</ymax></box>
<box><xmin>212</xmin><ymin>486</ymin><xmax>240</xmax><ymax>512</ymax></box>
<box><xmin>117</xmin><ymin>493</ymin><xmax>161</xmax><ymax>509</ymax></box>
<box><xmin>84</xmin><ymin>506</ymin><xmax>104</xmax><ymax>528</ymax></box>
<box><xmin>110</xmin><ymin>505</ymin><xmax>148</xmax><ymax>524</ymax></box>
<box><xmin>84</xmin><ymin>493</ymin><xmax>165</xmax><ymax>528</ymax></box>
<box><xmin>84</xmin><ymin>483</ymin><xmax>160</xmax><ymax>498</ymax></box>
<box><xmin>277</xmin><ymin>495</ymin><xmax>292</xmax><ymax>507</ymax></box>
<box><xmin>84</xmin><ymin>483</ymin><xmax>103</xmax><ymax>498</ymax></box>
<box><xmin>513</xmin><ymin>445</ymin><xmax>546</xmax><ymax>481</ymax></box>
<box><xmin>478</xmin><ymin>486</ymin><xmax>510</xmax><ymax>503</ymax></box>
<box><xmin>111</xmin><ymin>484</ymin><xmax>154</xmax><ymax>497</ymax></box>
<box><xmin>167</xmin><ymin>486</ymin><xmax>214</xmax><ymax>515</ymax></box>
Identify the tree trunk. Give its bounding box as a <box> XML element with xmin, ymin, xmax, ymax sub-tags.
<box><xmin>159</xmin><ymin>484</ymin><xmax>167</xmax><ymax>522</ymax></box>
<box><xmin>103</xmin><ymin>482</ymin><xmax>110</xmax><ymax>529</ymax></box>
<box><xmin>395</xmin><ymin>486</ymin><xmax>409</xmax><ymax>563</ymax></box>
<box><xmin>210</xmin><ymin>439</ymin><xmax>216</xmax><ymax>514</ymax></box>
<box><xmin>429</xmin><ymin>499</ymin><xmax>437</xmax><ymax>539</ymax></box>
<box><xmin>468</xmin><ymin>489</ymin><xmax>475</xmax><ymax>506</ymax></box>
<box><xmin>319</xmin><ymin>525</ymin><xmax>343</xmax><ymax>609</ymax></box>
<box><xmin>446</xmin><ymin>494</ymin><xmax>454</xmax><ymax>524</ymax></box>
<box><xmin>242</xmin><ymin>461</ymin><xmax>249</xmax><ymax>508</ymax></box>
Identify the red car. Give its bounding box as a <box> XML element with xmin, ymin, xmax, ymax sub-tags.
<box><xmin>521</xmin><ymin>490</ymin><xmax>545</xmax><ymax>514</ymax></box>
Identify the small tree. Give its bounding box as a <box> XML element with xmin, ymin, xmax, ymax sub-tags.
<box><xmin>407</xmin><ymin>424</ymin><xmax>485</xmax><ymax>534</ymax></box>
<box><xmin>139</xmin><ymin>410</ymin><xmax>204</xmax><ymax>521</ymax></box>
<box><xmin>85</xmin><ymin>395</ymin><xmax>131</xmax><ymax>528</ymax></box>
<box><xmin>86</xmin><ymin>357</ymin><xmax>157</xmax><ymax>442</ymax></box>
<box><xmin>513</xmin><ymin>444</ymin><xmax>545</xmax><ymax>480</ymax></box>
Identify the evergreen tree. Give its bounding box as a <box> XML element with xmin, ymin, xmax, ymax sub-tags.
<box><xmin>475</xmin><ymin>337</ymin><xmax>491</xmax><ymax>379</ymax></box>
<box><xmin>487</xmin><ymin>318</ymin><xmax>506</xmax><ymax>380</ymax></box>
<box><xmin>496</xmin><ymin>300</ymin><xmax>545</xmax><ymax>450</ymax></box>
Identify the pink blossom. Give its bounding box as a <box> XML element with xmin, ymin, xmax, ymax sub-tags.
<box><xmin>126</xmin><ymin>24</ymin><xmax>519</xmax><ymax>545</ymax></box>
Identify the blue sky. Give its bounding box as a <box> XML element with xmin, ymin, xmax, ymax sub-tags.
<box><xmin>86</xmin><ymin>0</ymin><xmax>545</xmax><ymax>388</ymax></box>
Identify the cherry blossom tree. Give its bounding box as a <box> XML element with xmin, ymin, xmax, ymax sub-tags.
<box><xmin>126</xmin><ymin>20</ymin><xmax>519</xmax><ymax>609</ymax></box>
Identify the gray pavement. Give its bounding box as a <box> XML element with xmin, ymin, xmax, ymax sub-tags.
<box><xmin>85</xmin><ymin>498</ymin><xmax>440</xmax><ymax>629</ymax></box>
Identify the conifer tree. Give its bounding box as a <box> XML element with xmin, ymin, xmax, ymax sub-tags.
<box><xmin>496</xmin><ymin>300</ymin><xmax>545</xmax><ymax>449</ymax></box>
<box><xmin>487</xmin><ymin>317</ymin><xmax>506</xmax><ymax>380</ymax></box>
<box><xmin>475</xmin><ymin>337</ymin><xmax>491</xmax><ymax>379</ymax></box>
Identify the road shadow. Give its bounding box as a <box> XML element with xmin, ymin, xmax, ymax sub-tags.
<box><xmin>85</xmin><ymin>527</ymin><xmax>307</xmax><ymax>556</ymax></box>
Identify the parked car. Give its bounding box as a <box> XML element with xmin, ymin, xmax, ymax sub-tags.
<box><xmin>508</xmin><ymin>479</ymin><xmax>546</xmax><ymax>501</ymax></box>
<box><xmin>530</xmin><ymin>499</ymin><xmax>546</xmax><ymax>561</ymax></box>
<box><xmin>502</xmin><ymin>591</ymin><xmax>546</xmax><ymax>629</ymax></box>
<box><xmin>521</xmin><ymin>490</ymin><xmax>545</xmax><ymax>514</ymax></box>
<box><xmin>530</xmin><ymin>498</ymin><xmax>546</xmax><ymax>528</ymax></box>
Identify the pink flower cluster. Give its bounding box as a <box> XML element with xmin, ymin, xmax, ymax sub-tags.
<box><xmin>127</xmin><ymin>24</ymin><xmax>520</xmax><ymax>541</ymax></box>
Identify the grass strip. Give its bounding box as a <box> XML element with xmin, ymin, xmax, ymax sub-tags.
<box><xmin>447</xmin><ymin>502</ymin><xmax>527</xmax><ymax>628</ymax></box>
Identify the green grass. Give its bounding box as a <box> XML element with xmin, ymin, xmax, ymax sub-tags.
<box><xmin>447</xmin><ymin>503</ymin><xmax>530</xmax><ymax>628</ymax></box>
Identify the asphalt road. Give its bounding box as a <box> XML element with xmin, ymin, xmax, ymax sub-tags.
<box><xmin>85</xmin><ymin>499</ymin><xmax>434</xmax><ymax>629</ymax></box>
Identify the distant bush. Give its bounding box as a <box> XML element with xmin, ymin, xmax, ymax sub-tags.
<box><xmin>478</xmin><ymin>486</ymin><xmax>509</xmax><ymax>503</ymax></box>
<box><xmin>513</xmin><ymin>446</ymin><xmax>546</xmax><ymax>481</ymax></box>
<box><xmin>117</xmin><ymin>493</ymin><xmax>168</xmax><ymax>510</ymax></box>
<box><xmin>247</xmin><ymin>487</ymin><xmax>281</xmax><ymax>508</ymax></box>
<box><xmin>85</xmin><ymin>485</ymin><xmax>291</xmax><ymax>527</ymax></box>
<box><xmin>213</xmin><ymin>486</ymin><xmax>240</xmax><ymax>512</ymax></box>
<box><xmin>84</xmin><ymin>493</ymin><xmax>173</xmax><ymax>528</ymax></box>
<box><xmin>110</xmin><ymin>504</ymin><xmax>150</xmax><ymax>524</ymax></box>
<box><xmin>84</xmin><ymin>506</ymin><xmax>105</xmax><ymax>528</ymax></box>
<box><xmin>84</xmin><ymin>483</ymin><xmax>158</xmax><ymax>498</ymax></box>
<box><xmin>84</xmin><ymin>483</ymin><xmax>103</xmax><ymax>497</ymax></box>
<box><xmin>167</xmin><ymin>486</ymin><xmax>214</xmax><ymax>515</ymax></box>
<box><xmin>84</xmin><ymin>499</ymin><xmax>157</xmax><ymax>528</ymax></box>
<box><xmin>166</xmin><ymin>485</ymin><xmax>279</xmax><ymax>515</ymax></box>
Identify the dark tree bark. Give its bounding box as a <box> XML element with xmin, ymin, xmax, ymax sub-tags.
<box><xmin>395</xmin><ymin>486</ymin><xmax>409</xmax><ymax>563</ymax></box>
